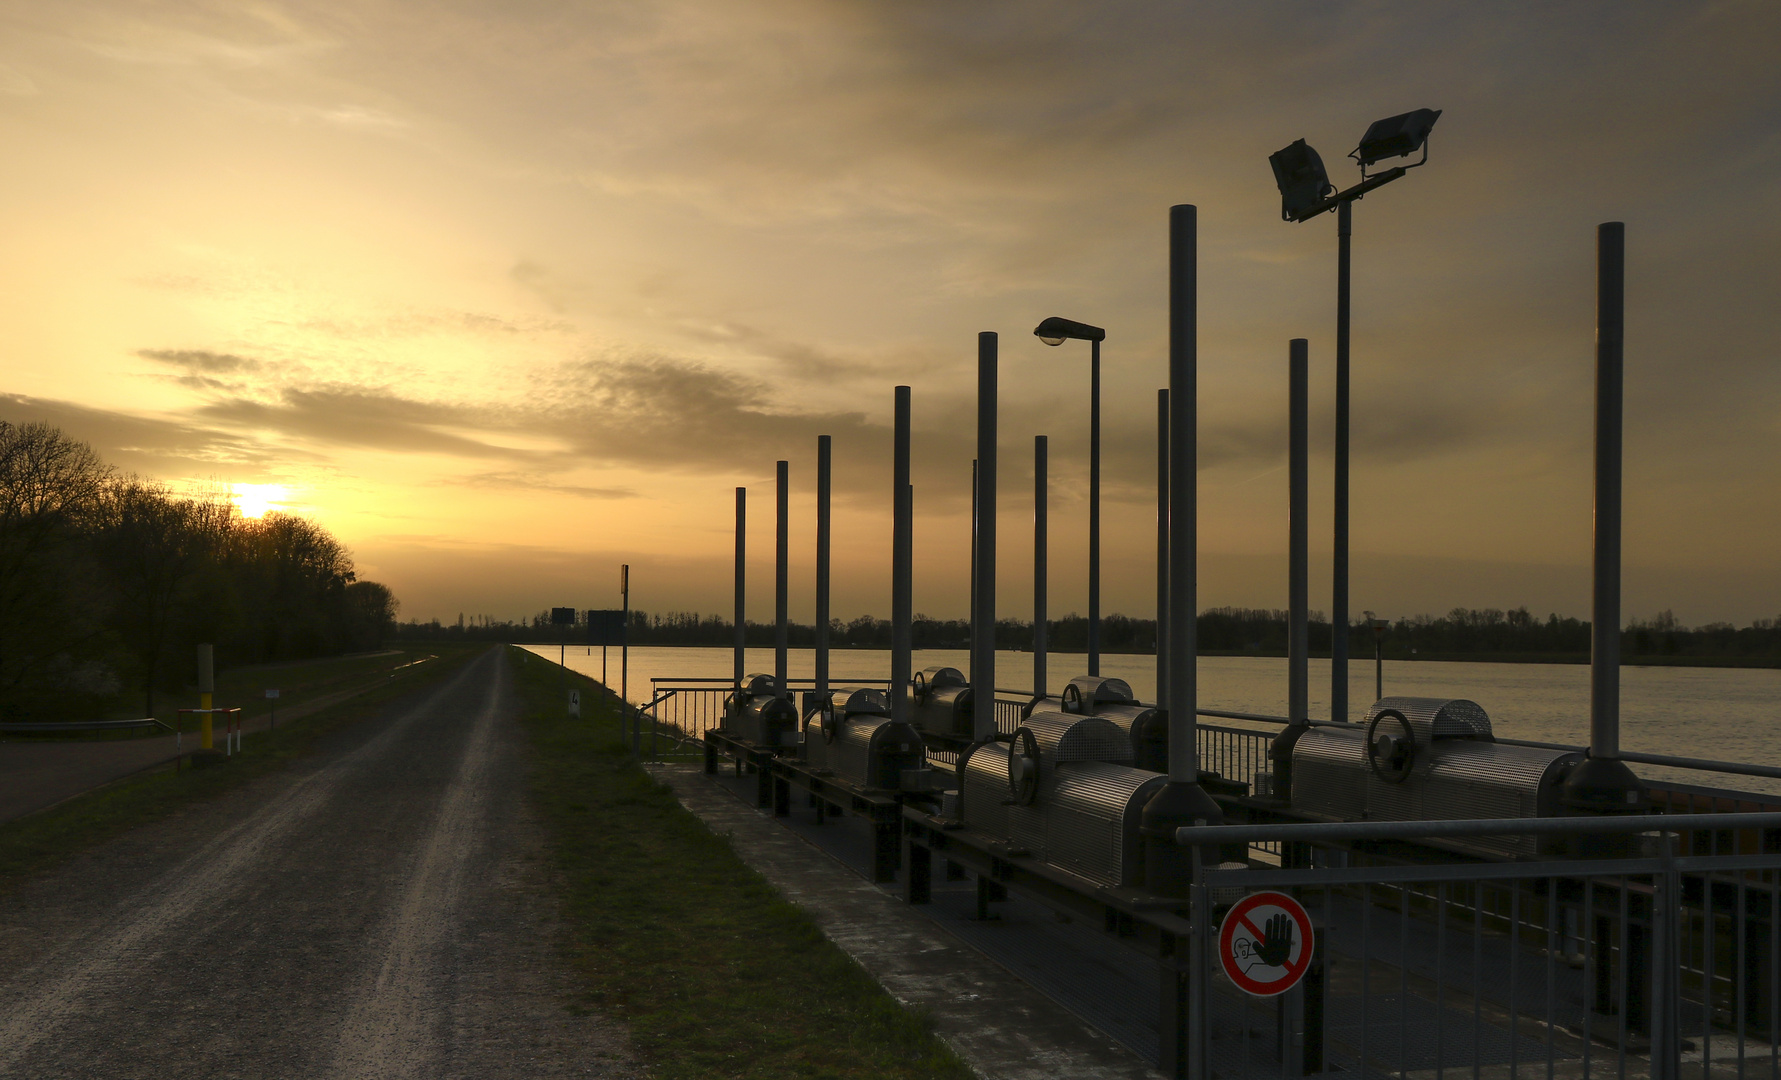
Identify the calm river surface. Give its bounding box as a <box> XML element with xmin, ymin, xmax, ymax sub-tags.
<box><xmin>522</xmin><ymin>644</ymin><xmax>1781</xmax><ymax>797</ymax></box>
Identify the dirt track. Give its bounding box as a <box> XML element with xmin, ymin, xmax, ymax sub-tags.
<box><xmin>0</xmin><ymin>647</ymin><xmax>636</xmax><ymax>1079</ymax></box>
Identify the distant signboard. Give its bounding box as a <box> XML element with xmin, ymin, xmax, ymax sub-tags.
<box><xmin>550</xmin><ymin>607</ymin><xmax>577</xmax><ymax>626</ymax></box>
<box><xmin>586</xmin><ymin>609</ymin><xmax>626</xmax><ymax>646</ymax></box>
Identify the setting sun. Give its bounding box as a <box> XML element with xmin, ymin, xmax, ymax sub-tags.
<box><xmin>231</xmin><ymin>483</ymin><xmax>289</xmax><ymax>520</ymax></box>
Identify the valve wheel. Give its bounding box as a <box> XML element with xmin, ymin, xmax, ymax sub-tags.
<box><xmin>1007</xmin><ymin>727</ymin><xmax>1040</xmax><ymax>805</ymax></box>
<box><xmin>1366</xmin><ymin>708</ymin><xmax>1416</xmax><ymax>784</ymax></box>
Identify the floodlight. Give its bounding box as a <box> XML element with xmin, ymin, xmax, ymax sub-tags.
<box><xmin>1031</xmin><ymin>313</ymin><xmax>1108</xmax><ymax>674</ymax></box>
<box><xmin>1352</xmin><ymin>108</ymin><xmax>1441</xmax><ymax>169</ymax></box>
<box><xmin>1032</xmin><ymin>316</ymin><xmax>1105</xmax><ymax>346</ymax></box>
<box><xmin>1269</xmin><ymin>139</ymin><xmax>1334</xmax><ymax>221</ymax></box>
<box><xmin>1268</xmin><ymin>107</ymin><xmax>1443</xmax><ymax>722</ymax></box>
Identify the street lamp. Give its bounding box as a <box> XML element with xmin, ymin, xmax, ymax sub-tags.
<box><xmin>1269</xmin><ymin>108</ymin><xmax>1439</xmax><ymax>723</ymax></box>
<box><xmin>1032</xmin><ymin>316</ymin><xmax>1107</xmax><ymax>677</ymax></box>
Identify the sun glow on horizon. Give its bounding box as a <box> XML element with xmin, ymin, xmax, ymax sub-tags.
<box><xmin>232</xmin><ymin>483</ymin><xmax>290</xmax><ymax>520</ymax></box>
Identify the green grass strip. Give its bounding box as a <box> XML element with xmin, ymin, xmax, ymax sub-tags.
<box><xmin>0</xmin><ymin>644</ymin><xmax>483</xmax><ymax>897</ymax></box>
<box><xmin>512</xmin><ymin>646</ymin><xmax>976</xmax><ymax>1080</ymax></box>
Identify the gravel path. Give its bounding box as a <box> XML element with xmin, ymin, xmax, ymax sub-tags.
<box><xmin>0</xmin><ymin>647</ymin><xmax>637</xmax><ymax>1079</ymax></box>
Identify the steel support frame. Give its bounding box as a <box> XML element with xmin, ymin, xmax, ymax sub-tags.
<box><xmin>901</xmin><ymin>807</ymin><xmax>1206</xmax><ymax>1077</ymax></box>
<box><xmin>770</xmin><ymin>756</ymin><xmax>922</xmax><ymax>884</ymax></box>
<box><xmin>702</xmin><ymin>729</ymin><xmax>784</xmax><ymax>810</ymax></box>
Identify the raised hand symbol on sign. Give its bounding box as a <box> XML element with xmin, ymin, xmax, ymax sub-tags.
<box><xmin>1257</xmin><ymin>912</ymin><xmax>1293</xmax><ymax>967</ymax></box>
<box><xmin>1220</xmin><ymin>892</ymin><xmax>1313</xmax><ymax>997</ymax></box>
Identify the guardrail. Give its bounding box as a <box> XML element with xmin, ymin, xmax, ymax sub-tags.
<box><xmin>637</xmin><ymin>678</ymin><xmax>1781</xmax><ymax>809</ymax></box>
<box><xmin>0</xmin><ymin>718</ymin><xmax>172</xmax><ymax>734</ymax></box>
<box><xmin>638</xmin><ymin>684</ymin><xmax>1404</xmax><ymax>798</ymax></box>
<box><xmin>637</xmin><ymin>683</ymin><xmax>1041</xmax><ymax>757</ymax></box>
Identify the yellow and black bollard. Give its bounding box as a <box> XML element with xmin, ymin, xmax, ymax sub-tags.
<box><xmin>197</xmin><ymin>643</ymin><xmax>215</xmax><ymax>751</ymax></box>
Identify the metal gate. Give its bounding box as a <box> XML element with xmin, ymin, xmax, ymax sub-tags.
<box><xmin>1174</xmin><ymin>814</ymin><xmax>1781</xmax><ymax>1080</ymax></box>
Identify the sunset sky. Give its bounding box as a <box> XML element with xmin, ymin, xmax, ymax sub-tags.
<box><xmin>2</xmin><ymin>1</ymin><xmax>1777</xmax><ymax>628</ymax></box>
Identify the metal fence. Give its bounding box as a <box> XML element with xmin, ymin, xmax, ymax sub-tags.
<box><xmin>638</xmin><ymin>680</ymin><xmax>1278</xmax><ymax>773</ymax></box>
<box><xmin>639</xmin><ymin>684</ymin><xmax>727</xmax><ymax>754</ymax></box>
<box><xmin>635</xmin><ymin>683</ymin><xmax>1034</xmax><ymax>755</ymax></box>
<box><xmin>1198</xmin><ymin>723</ymin><xmax>1276</xmax><ymax>792</ymax></box>
<box><xmin>1172</xmin><ymin>815</ymin><xmax>1781</xmax><ymax>1080</ymax></box>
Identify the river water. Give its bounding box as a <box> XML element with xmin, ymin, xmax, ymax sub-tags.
<box><xmin>523</xmin><ymin>644</ymin><xmax>1781</xmax><ymax>797</ymax></box>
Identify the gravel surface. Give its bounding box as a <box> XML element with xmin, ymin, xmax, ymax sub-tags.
<box><xmin>0</xmin><ymin>647</ymin><xmax>638</xmax><ymax>1079</ymax></box>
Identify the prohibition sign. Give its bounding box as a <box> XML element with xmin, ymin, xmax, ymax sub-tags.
<box><xmin>1217</xmin><ymin>891</ymin><xmax>1313</xmax><ymax>997</ymax></box>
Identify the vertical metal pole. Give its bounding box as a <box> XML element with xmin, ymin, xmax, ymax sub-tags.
<box><xmin>1089</xmin><ymin>336</ymin><xmax>1101</xmax><ymax>677</ymax></box>
<box><xmin>623</xmin><ymin>566</ymin><xmax>630</xmax><ymax>712</ymax></box>
<box><xmin>733</xmin><ymin>487</ymin><xmax>745</xmax><ymax>691</ymax></box>
<box><xmin>1374</xmin><ymin>631</ymin><xmax>1383</xmax><ymax>703</ymax></box>
<box><xmin>972</xmin><ymin>333</ymin><xmax>998</xmax><ymax>743</ymax></box>
<box><xmin>1333</xmin><ymin>198</ymin><xmax>1352</xmax><ymax>722</ymax></box>
<box><xmin>775</xmin><ymin>460</ymin><xmax>789</xmax><ymax>698</ymax></box>
<box><xmin>1189</xmin><ymin>846</ymin><xmax>1211</xmax><ymax>1080</ymax></box>
<box><xmin>1143</xmin><ymin>205</ymin><xmax>1222</xmax><ymax>904</ymax></box>
<box><xmin>196</xmin><ymin>643</ymin><xmax>215</xmax><ymax>751</ymax></box>
<box><xmin>1156</xmin><ymin>389</ymin><xmax>1169</xmax><ymax>709</ymax></box>
<box><xmin>969</xmin><ymin>458</ymin><xmax>978</xmax><ymax>682</ymax></box>
<box><xmin>1034</xmin><ymin>435</ymin><xmax>1048</xmax><ymax>700</ymax></box>
<box><xmin>1651</xmin><ymin>832</ymin><xmax>1681</xmax><ymax>1080</ymax></box>
<box><xmin>1167</xmin><ymin>210</ymin><xmax>1197</xmax><ymax>785</ymax></box>
<box><xmin>892</xmin><ymin>387</ymin><xmax>913</xmax><ymax>724</ymax></box>
<box><xmin>816</xmin><ymin>436</ymin><xmax>831</xmax><ymax>707</ymax></box>
<box><xmin>1592</xmin><ymin>221</ymin><xmax>1625</xmax><ymax>761</ymax></box>
<box><xmin>1289</xmin><ymin>339</ymin><xmax>1309</xmax><ymax>724</ymax></box>
<box><xmin>1564</xmin><ymin>221</ymin><xmax>1644</xmax><ymax>812</ymax></box>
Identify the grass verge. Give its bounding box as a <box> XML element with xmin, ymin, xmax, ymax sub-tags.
<box><xmin>0</xmin><ymin>643</ymin><xmax>483</xmax><ymax>897</ymax></box>
<box><xmin>512</xmin><ymin>646</ymin><xmax>976</xmax><ymax>1080</ymax></box>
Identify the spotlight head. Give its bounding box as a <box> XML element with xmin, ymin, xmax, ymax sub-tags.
<box><xmin>1269</xmin><ymin>138</ymin><xmax>1334</xmax><ymax>221</ymax></box>
<box><xmin>1032</xmin><ymin>316</ymin><xmax>1105</xmax><ymax>346</ymax></box>
<box><xmin>1352</xmin><ymin>108</ymin><xmax>1441</xmax><ymax>168</ymax></box>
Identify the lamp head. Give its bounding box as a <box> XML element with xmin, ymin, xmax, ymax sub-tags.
<box><xmin>1032</xmin><ymin>316</ymin><xmax>1105</xmax><ymax>346</ymax></box>
<box><xmin>1352</xmin><ymin>108</ymin><xmax>1441</xmax><ymax>168</ymax></box>
<box><xmin>1269</xmin><ymin>138</ymin><xmax>1334</xmax><ymax>222</ymax></box>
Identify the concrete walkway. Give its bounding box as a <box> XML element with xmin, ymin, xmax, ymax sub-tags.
<box><xmin>651</xmin><ymin>762</ymin><xmax>1165</xmax><ymax>1080</ymax></box>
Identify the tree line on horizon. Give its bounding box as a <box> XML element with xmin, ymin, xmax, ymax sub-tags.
<box><xmin>0</xmin><ymin>421</ymin><xmax>400</xmax><ymax>720</ymax></box>
<box><xmin>395</xmin><ymin>603</ymin><xmax>1781</xmax><ymax>665</ymax></box>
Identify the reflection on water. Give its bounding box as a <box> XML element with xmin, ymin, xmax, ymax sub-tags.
<box><xmin>524</xmin><ymin>644</ymin><xmax>1781</xmax><ymax>796</ymax></box>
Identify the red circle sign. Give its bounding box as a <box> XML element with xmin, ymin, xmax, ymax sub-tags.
<box><xmin>1217</xmin><ymin>891</ymin><xmax>1314</xmax><ymax>997</ymax></box>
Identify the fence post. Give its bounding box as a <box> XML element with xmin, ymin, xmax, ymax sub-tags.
<box><xmin>1159</xmin><ymin>836</ymin><xmax>1212</xmax><ymax>1079</ymax></box>
<box><xmin>1649</xmin><ymin>831</ymin><xmax>1682</xmax><ymax>1080</ymax></box>
<box><xmin>1188</xmin><ymin>841</ymin><xmax>1210</xmax><ymax>1080</ymax></box>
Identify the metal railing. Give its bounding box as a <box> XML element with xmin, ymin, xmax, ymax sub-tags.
<box><xmin>1198</xmin><ymin>723</ymin><xmax>1275</xmax><ymax>790</ymax></box>
<box><xmin>0</xmin><ymin>718</ymin><xmax>171</xmax><ymax>734</ymax></box>
<box><xmin>638</xmin><ymin>681</ymin><xmax>1296</xmax><ymax>784</ymax></box>
<box><xmin>1166</xmin><ymin>813</ymin><xmax>1781</xmax><ymax>1080</ymax></box>
<box><xmin>629</xmin><ymin>660</ymin><xmax>1781</xmax><ymax>788</ymax></box>
<box><xmin>639</xmin><ymin>684</ymin><xmax>727</xmax><ymax>755</ymax></box>
<box><xmin>636</xmin><ymin>687</ymin><xmax>1035</xmax><ymax>755</ymax></box>
<box><xmin>993</xmin><ymin>696</ymin><xmax>1025</xmax><ymax>734</ymax></box>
